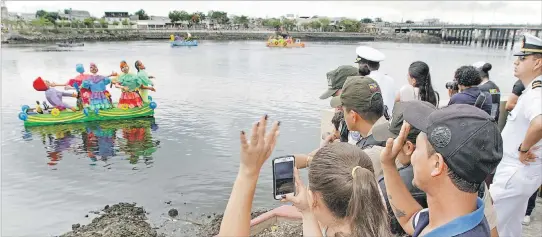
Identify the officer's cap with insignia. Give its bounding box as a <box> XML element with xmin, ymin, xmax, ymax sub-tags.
<box><xmin>514</xmin><ymin>33</ymin><xmax>542</xmax><ymax>56</ymax></box>
<box><xmin>355</xmin><ymin>46</ymin><xmax>386</xmax><ymax>63</ymax></box>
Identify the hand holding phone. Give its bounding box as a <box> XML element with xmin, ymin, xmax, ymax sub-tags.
<box><xmin>272</xmin><ymin>156</ymin><xmax>296</xmax><ymax>200</ymax></box>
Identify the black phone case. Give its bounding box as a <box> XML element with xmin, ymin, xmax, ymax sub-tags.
<box><xmin>272</xmin><ymin>155</ymin><xmax>296</xmax><ymax>200</ymax></box>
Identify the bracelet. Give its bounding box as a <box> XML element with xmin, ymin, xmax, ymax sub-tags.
<box><xmin>518</xmin><ymin>143</ymin><xmax>530</xmax><ymax>153</ymax></box>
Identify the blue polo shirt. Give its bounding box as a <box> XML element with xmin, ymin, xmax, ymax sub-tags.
<box><xmin>412</xmin><ymin>198</ymin><xmax>489</xmax><ymax>237</ymax></box>
<box><xmin>448</xmin><ymin>87</ymin><xmax>493</xmax><ymax>116</ymax></box>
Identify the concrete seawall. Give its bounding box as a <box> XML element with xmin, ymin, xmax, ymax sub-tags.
<box><xmin>2</xmin><ymin>29</ymin><xmax>441</xmax><ymax>44</ymax></box>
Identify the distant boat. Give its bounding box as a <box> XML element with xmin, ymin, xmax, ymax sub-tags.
<box><xmin>170</xmin><ymin>40</ymin><xmax>198</xmax><ymax>47</ymax></box>
<box><xmin>57</xmin><ymin>42</ymin><xmax>84</xmax><ymax>47</ymax></box>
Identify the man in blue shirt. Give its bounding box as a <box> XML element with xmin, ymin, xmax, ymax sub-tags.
<box><xmin>380</xmin><ymin>102</ymin><xmax>503</xmax><ymax>237</ymax></box>
<box><xmin>448</xmin><ymin>65</ymin><xmax>493</xmax><ymax>116</ymax></box>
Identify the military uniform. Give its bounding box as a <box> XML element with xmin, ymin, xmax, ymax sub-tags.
<box><xmin>490</xmin><ymin>34</ymin><xmax>542</xmax><ymax>237</ymax></box>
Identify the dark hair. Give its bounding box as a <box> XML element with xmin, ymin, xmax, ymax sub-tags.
<box><xmin>357</xmin><ymin>58</ymin><xmax>380</xmax><ymax>71</ymax></box>
<box><xmin>409</xmin><ymin>61</ymin><xmax>438</xmax><ymax>106</ymax></box>
<box><xmin>331</xmin><ymin>111</ymin><xmax>344</xmax><ymax>131</ymax></box>
<box><xmin>454</xmin><ymin>66</ymin><xmax>482</xmax><ymax>87</ymax></box>
<box><xmin>426</xmin><ymin>138</ymin><xmax>479</xmax><ymax>193</ymax></box>
<box><xmin>344</xmin><ymin>97</ymin><xmax>384</xmax><ymax>124</ymax></box>
<box><xmin>310</xmin><ymin>143</ymin><xmax>392</xmax><ymax>237</ymax></box>
<box><xmin>134</xmin><ymin>61</ymin><xmax>141</xmax><ymax>72</ymax></box>
<box><xmin>477</xmin><ymin>63</ymin><xmax>492</xmax><ymax>79</ymax></box>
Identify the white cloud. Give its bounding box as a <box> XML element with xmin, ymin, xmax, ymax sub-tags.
<box><xmin>5</xmin><ymin>1</ymin><xmax>542</xmax><ymax>24</ymax></box>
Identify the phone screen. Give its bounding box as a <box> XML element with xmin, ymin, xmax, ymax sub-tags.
<box><xmin>273</xmin><ymin>157</ymin><xmax>295</xmax><ymax>199</ymax></box>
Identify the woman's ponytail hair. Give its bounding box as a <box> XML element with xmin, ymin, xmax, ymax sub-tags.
<box><xmin>409</xmin><ymin>61</ymin><xmax>437</xmax><ymax>106</ymax></box>
<box><xmin>309</xmin><ymin>143</ymin><xmax>392</xmax><ymax>237</ymax></box>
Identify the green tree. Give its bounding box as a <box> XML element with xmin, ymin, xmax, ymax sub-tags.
<box><xmin>262</xmin><ymin>18</ymin><xmax>281</xmax><ymax>29</ymax></box>
<box><xmin>83</xmin><ymin>17</ymin><xmax>96</xmax><ymax>28</ymax></box>
<box><xmin>179</xmin><ymin>11</ymin><xmax>192</xmax><ymax>22</ymax></box>
<box><xmin>134</xmin><ymin>9</ymin><xmax>150</xmax><ymax>20</ymax></box>
<box><xmin>112</xmin><ymin>20</ymin><xmax>119</xmax><ymax>25</ymax></box>
<box><xmin>168</xmin><ymin>11</ymin><xmax>182</xmax><ymax>23</ymax></box>
<box><xmin>405</xmin><ymin>20</ymin><xmax>414</xmax><ymax>24</ymax></box>
<box><xmin>309</xmin><ymin>20</ymin><xmax>322</xmax><ymax>30</ymax></box>
<box><xmin>233</xmin><ymin>15</ymin><xmax>249</xmax><ymax>28</ymax></box>
<box><xmin>122</xmin><ymin>19</ymin><xmax>129</xmax><ymax>25</ymax></box>
<box><xmin>71</xmin><ymin>19</ymin><xmax>82</xmax><ymax>28</ymax></box>
<box><xmin>99</xmin><ymin>19</ymin><xmax>108</xmax><ymax>28</ymax></box>
<box><xmin>36</xmin><ymin>10</ymin><xmax>47</xmax><ymax>18</ymax></box>
<box><xmin>209</xmin><ymin>11</ymin><xmax>229</xmax><ymax>24</ymax></box>
<box><xmin>281</xmin><ymin>18</ymin><xmax>296</xmax><ymax>31</ymax></box>
<box><xmin>340</xmin><ymin>19</ymin><xmax>361</xmax><ymax>32</ymax></box>
<box><xmin>318</xmin><ymin>17</ymin><xmax>330</xmax><ymax>31</ymax></box>
<box><xmin>30</xmin><ymin>17</ymin><xmax>53</xmax><ymax>27</ymax></box>
<box><xmin>361</xmin><ymin>18</ymin><xmax>373</xmax><ymax>24</ymax></box>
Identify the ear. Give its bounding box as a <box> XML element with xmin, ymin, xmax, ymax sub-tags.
<box><xmin>307</xmin><ymin>189</ymin><xmax>318</xmax><ymax>209</ymax></box>
<box><xmin>534</xmin><ymin>57</ymin><xmax>542</xmax><ymax>71</ymax></box>
<box><xmin>430</xmin><ymin>153</ymin><xmax>446</xmax><ymax>177</ymax></box>
<box><xmin>403</xmin><ymin>141</ymin><xmax>415</xmax><ymax>156</ymax></box>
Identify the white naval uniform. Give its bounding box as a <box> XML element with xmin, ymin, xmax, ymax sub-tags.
<box><xmin>490</xmin><ymin>76</ymin><xmax>542</xmax><ymax>237</ymax></box>
<box><xmin>368</xmin><ymin>70</ymin><xmax>397</xmax><ymax>117</ymax></box>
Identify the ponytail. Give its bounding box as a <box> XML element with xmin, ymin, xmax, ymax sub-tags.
<box><xmin>410</xmin><ymin>61</ymin><xmax>437</xmax><ymax>107</ymax></box>
<box><xmin>347</xmin><ymin>166</ymin><xmax>391</xmax><ymax>237</ymax></box>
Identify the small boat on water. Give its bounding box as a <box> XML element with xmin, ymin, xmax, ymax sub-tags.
<box><xmin>170</xmin><ymin>40</ymin><xmax>198</xmax><ymax>47</ymax></box>
<box><xmin>267</xmin><ymin>38</ymin><xmax>305</xmax><ymax>48</ymax></box>
<box><xmin>18</xmin><ymin>97</ymin><xmax>157</xmax><ymax>127</ymax></box>
<box><xmin>57</xmin><ymin>42</ymin><xmax>85</xmax><ymax>47</ymax></box>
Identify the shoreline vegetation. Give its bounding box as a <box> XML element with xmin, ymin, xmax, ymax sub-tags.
<box><xmin>1</xmin><ymin>9</ymin><xmax>444</xmax><ymax>44</ymax></box>
<box><xmin>1</xmin><ymin>28</ymin><xmax>442</xmax><ymax>44</ymax></box>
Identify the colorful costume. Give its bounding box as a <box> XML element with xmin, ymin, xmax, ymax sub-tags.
<box><xmin>117</xmin><ymin>61</ymin><xmax>144</xmax><ymax>109</ymax></box>
<box><xmin>82</xmin><ymin>63</ymin><xmax>113</xmax><ymax>110</ymax></box>
<box><xmin>33</xmin><ymin>77</ymin><xmax>75</xmax><ymax>111</ymax></box>
<box><xmin>66</xmin><ymin>64</ymin><xmax>91</xmax><ymax>107</ymax></box>
<box><xmin>135</xmin><ymin>60</ymin><xmax>154</xmax><ymax>103</ymax></box>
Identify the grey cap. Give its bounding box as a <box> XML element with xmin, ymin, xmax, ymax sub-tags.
<box><xmin>403</xmin><ymin>102</ymin><xmax>503</xmax><ymax>185</ymax></box>
<box><xmin>373</xmin><ymin>101</ymin><xmax>431</xmax><ymax>143</ymax></box>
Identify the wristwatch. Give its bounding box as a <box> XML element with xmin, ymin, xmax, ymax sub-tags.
<box><xmin>518</xmin><ymin>143</ymin><xmax>529</xmax><ymax>153</ymax></box>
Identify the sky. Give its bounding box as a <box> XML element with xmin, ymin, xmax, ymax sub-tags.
<box><xmin>4</xmin><ymin>1</ymin><xmax>542</xmax><ymax>25</ymax></box>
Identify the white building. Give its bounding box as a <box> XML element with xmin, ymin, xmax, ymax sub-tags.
<box><xmin>1</xmin><ymin>0</ymin><xmax>7</xmax><ymax>20</ymax></box>
<box><xmin>136</xmin><ymin>16</ymin><xmax>169</xmax><ymax>29</ymax></box>
<box><xmin>60</xmin><ymin>9</ymin><xmax>91</xmax><ymax>21</ymax></box>
<box><xmin>104</xmin><ymin>12</ymin><xmax>130</xmax><ymax>24</ymax></box>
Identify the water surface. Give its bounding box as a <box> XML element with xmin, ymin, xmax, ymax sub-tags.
<box><xmin>1</xmin><ymin>40</ymin><xmax>519</xmax><ymax>236</ymax></box>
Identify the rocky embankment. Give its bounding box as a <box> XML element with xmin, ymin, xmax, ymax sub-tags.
<box><xmin>2</xmin><ymin>28</ymin><xmax>442</xmax><ymax>44</ymax></box>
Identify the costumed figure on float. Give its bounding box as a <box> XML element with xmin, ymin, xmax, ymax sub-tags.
<box><xmin>114</xmin><ymin>61</ymin><xmax>155</xmax><ymax>109</ymax></box>
<box><xmin>81</xmin><ymin>63</ymin><xmax>116</xmax><ymax>111</ymax></box>
<box><xmin>33</xmin><ymin>77</ymin><xmax>78</xmax><ymax>112</ymax></box>
<box><xmin>49</xmin><ymin>63</ymin><xmax>91</xmax><ymax>108</ymax></box>
<box><xmin>134</xmin><ymin>60</ymin><xmax>155</xmax><ymax>103</ymax></box>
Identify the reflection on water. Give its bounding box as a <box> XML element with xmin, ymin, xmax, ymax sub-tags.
<box><xmin>22</xmin><ymin>118</ymin><xmax>160</xmax><ymax>168</ymax></box>
<box><xmin>2</xmin><ymin>40</ymin><xmax>520</xmax><ymax>236</ymax></box>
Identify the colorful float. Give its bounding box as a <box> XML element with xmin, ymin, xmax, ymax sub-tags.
<box><xmin>18</xmin><ymin>84</ymin><xmax>157</xmax><ymax>127</ymax></box>
<box><xmin>266</xmin><ymin>37</ymin><xmax>305</xmax><ymax>48</ymax></box>
<box><xmin>169</xmin><ymin>34</ymin><xmax>198</xmax><ymax>47</ymax></box>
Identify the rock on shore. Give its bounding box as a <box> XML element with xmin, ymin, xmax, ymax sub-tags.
<box><xmin>60</xmin><ymin>203</ymin><xmax>162</xmax><ymax>237</ymax></box>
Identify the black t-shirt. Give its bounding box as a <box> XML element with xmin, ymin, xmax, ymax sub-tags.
<box><xmin>478</xmin><ymin>81</ymin><xmax>501</xmax><ymax>121</ymax></box>
<box><xmin>512</xmin><ymin>80</ymin><xmax>525</xmax><ymax>96</ymax></box>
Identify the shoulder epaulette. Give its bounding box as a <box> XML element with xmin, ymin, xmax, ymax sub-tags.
<box><xmin>532</xmin><ymin>80</ymin><xmax>541</xmax><ymax>89</ymax></box>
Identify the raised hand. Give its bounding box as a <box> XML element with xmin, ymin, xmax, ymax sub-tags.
<box><xmin>281</xmin><ymin>168</ymin><xmax>311</xmax><ymax>213</ymax></box>
<box><xmin>381</xmin><ymin>122</ymin><xmax>411</xmax><ymax>167</ymax></box>
<box><xmin>239</xmin><ymin>115</ymin><xmax>280</xmax><ymax>177</ymax></box>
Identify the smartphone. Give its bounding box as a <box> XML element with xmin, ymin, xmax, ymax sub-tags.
<box><xmin>272</xmin><ymin>155</ymin><xmax>296</xmax><ymax>200</ymax></box>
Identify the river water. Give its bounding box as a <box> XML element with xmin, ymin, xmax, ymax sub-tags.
<box><xmin>1</xmin><ymin>40</ymin><xmax>519</xmax><ymax>236</ymax></box>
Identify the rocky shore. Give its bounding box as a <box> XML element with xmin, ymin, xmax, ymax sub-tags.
<box><xmin>2</xmin><ymin>28</ymin><xmax>442</xmax><ymax>44</ymax></box>
<box><xmin>60</xmin><ymin>197</ymin><xmax>542</xmax><ymax>237</ymax></box>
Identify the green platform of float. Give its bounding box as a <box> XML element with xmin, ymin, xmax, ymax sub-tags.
<box><xmin>23</xmin><ymin>103</ymin><xmax>155</xmax><ymax>127</ymax></box>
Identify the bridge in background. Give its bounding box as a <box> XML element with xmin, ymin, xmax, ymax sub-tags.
<box><xmin>388</xmin><ymin>24</ymin><xmax>542</xmax><ymax>49</ymax></box>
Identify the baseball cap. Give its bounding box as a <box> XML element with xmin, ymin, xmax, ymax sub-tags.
<box><xmin>339</xmin><ymin>76</ymin><xmax>383</xmax><ymax>113</ymax></box>
<box><xmin>514</xmin><ymin>33</ymin><xmax>542</xmax><ymax>56</ymax></box>
<box><xmin>372</xmin><ymin>101</ymin><xmax>432</xmax><ymax>143</ymax></box>
<box><xmin>403</xmin><ymin>102</ymin><xmax>503</xmax><ymax>185</ymax></box>
<box><xmin>320</xmin><ymin>65</ymin><xmax>359</xmax><ymax>99</ymax></box>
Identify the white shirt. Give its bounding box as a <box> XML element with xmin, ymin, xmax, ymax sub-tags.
<box><xmin>500</xmin><ymin>76</ymin><xmax>542</xmax><ymax>166</ymax></box>
<box><xmin>399</xmin><ymin>84</ymin><xmax>420</xmax><ymax>102</ymax></box>
<box><xmin>369</xmin><ymin>70</ymin><xmax>397</xmax><ymax>116</ymax></box>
